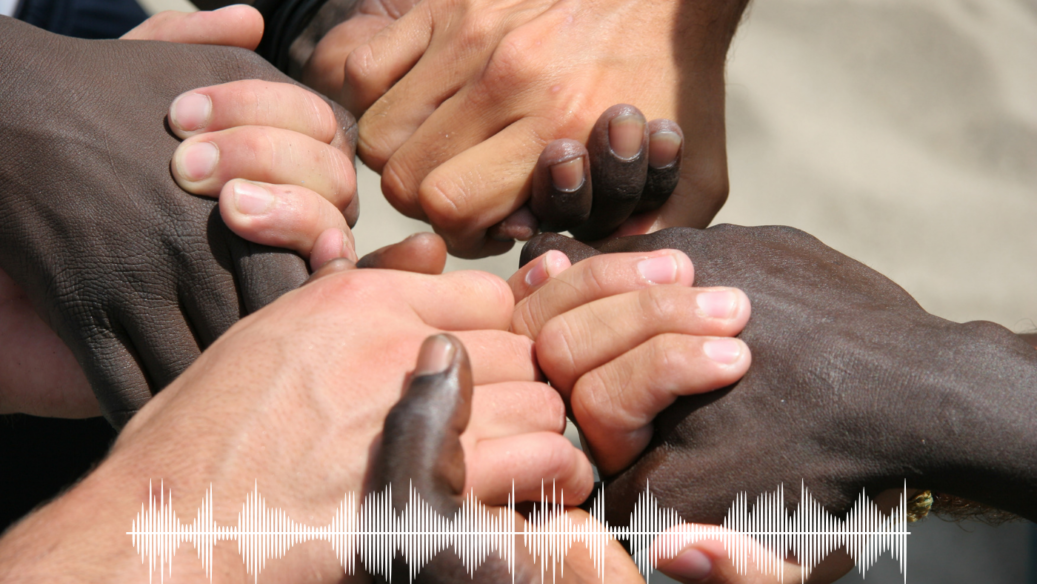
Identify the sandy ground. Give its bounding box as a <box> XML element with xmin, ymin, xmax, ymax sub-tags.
<box><xmin>143</xmin><ymin>0</ymin><xmax>1037</xmax><ymax>581</ymax></box>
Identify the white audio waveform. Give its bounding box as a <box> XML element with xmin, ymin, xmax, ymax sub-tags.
<box><xmin>129</xmin><ymin>481</ymin><xmax>910</xmax><ymax>583</ymax></box>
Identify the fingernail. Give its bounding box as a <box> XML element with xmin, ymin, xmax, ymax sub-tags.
<box><xmin>233</xmin><ymin>181</ymin><xmax>275</xmax><ymax>215</ymax></box>
<box><xmin>179</xmin><ymin>142</ymin><xmax>219</xmax><ymax>181</ymax></box>
<box><xmin>637</xmin><ymin>254</ymin><xmax>678</xmax><ymax>284</ymax></box>
<box><xmin>550</xmin><ymin>157</ymin><xmax>584</xmax><ymax>192</ymax></box>
<box><xmin>524</xmin><ymin>250</ymin><xmax>570</xmax><ymax>288</ymax></box>
<box><xmin>696</xmin><ymin>290</ymin><xmax>737</xmax><ymax>319</ymax></box>
<box><xmin>414</xmin><ymin>334</ymin><xmax>456</xmax><ymax>376</ymax></box>
<box><xmin>703</xmin><ymin>338</ymin><xmax>744</xmax><ymax>365</ymax></box>
<box><xmin>662</xmin><ymin>548</ymin><xmax>712</xmax><ymax>581</ymax></box>
<box><xmin>649</xmin><ymin>130</ymin><xmax>682</xmax><ymax>169</ymax></box>
<box><xmin>170</xmin><ymin>92</ymin><xmax>212</xmax><ymax>132</ymax></box>
<box><xmin>609</xmin><ymin>113</ymin><xmax>645</xmax><ymax>159</ymax></box>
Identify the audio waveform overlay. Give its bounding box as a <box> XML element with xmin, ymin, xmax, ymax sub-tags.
<box><xmin>128</xmin><ymin>481</ymin><xmax>911</xmax><ymax>583</ymax></box>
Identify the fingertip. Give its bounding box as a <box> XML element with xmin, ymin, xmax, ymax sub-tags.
<box><xmin>658</xmin><ymin>546</ymin><xmax>714</xmax><ymax>583</ymax></box>
<box><xmin>310</xmin><ymin>228</ymin><xmax>358</xmax><ymax>271</ymax></box>
<box><xmin>531</xmin><ymin>139</ymin><xmax>591</xmax><ymax>232</ymax></box>
<box><xmin>524</xmin><ymin>250</ymin><xmax>571</xmax><ymax>290</ymax></box>
<box><xmin>169</xmin><ymin>91</ymin><xmax>213</xmax><ymax>137</ymax></box>
<box><xmin>647</xmin><ymin>119</ymin><xmax>684</xmax><ymax>170</ymax></box>
<box><xmin>303</xmin><ymin>257</ymin><xmax>356</xmax><ymax>286</ymax></box>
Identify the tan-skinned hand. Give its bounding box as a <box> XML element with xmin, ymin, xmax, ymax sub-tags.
<box><xmin>0</xmin><ymin>260</ymin><xmax>592</xmax><ymax>583</ymax></box>
<box><xmin>303</xmin><ymin>0</ymin><xmax>749</xmax><ymax>257</ymax></box>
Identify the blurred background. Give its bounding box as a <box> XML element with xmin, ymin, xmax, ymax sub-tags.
<box><xmin>1</xmin><ymin>0</ymin><xmax>1034</xmax><ymax>581</ymax></box>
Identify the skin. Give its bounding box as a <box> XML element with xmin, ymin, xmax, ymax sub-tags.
<box><xmin>521</xmin><ymin>228</ymin><xmax>1037</xmax><ymax>530</ymax></box>
<box><xmin>0</xmin><ymin>264</ymin><xmax>593</xmax><ymax>583</ymax></box>
<box><xmin>0</xmin><ymin>11</ymin><xmax>357</xmax><ymax>428</ymax></box>
<box><xmin>299</xmin><ymin>0</ymin><xmax>748</xmax><ymax>256</ymax></box>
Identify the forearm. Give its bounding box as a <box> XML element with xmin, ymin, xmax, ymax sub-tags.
<box><xmin>0</xmin><ymin>453</ymin><xmax>213</xmax><ymax>583</ymax></box>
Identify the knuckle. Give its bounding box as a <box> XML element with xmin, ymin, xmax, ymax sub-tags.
<box><xmin>356</xmin><ymin>125</ymin><xmax>391</xmax><ymax>172</ymax></box>
<box><xmin>646</xmin><ymin>334</ymin><xmax>691</xmax><ymax>389</ymax></box>
<box><xmin>343</xmin><ymin>44</ymin><xmax>376</xmax><ymax>89</ymax></box>
<box><xmin>418</xmin><ymin>175</ymin><xmax>469</xmax><ymax>228</ymax></box>
<box><xmin>536</xmin><ymin>318</ymin><xmax>579</xmax><ymax>385</ymax></box>
<box><xmin>379</xmin><ymin>163</ymin><xmax>423</xmax><ymax>218</ymax></box>
<box><xmin>481</xmin><ymin>31</ymin><xmax>543</xmax><ymax>93</ymax></box>
<box><xmin>637</xmin><ymin>285</ymin><xmax>684</xmax><ymax>324</ymax></box>
<box><xmin>458</xmin><ymin>13</ymin><xmax>498</xmax><ymax>51</ymax></box>
<box><xmin>572</xmin><ymin>369</ymin><xmax>631</xmax><ymax>431</ymax></box>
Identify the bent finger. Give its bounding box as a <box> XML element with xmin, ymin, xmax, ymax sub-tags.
<box><xmin>530</xmin><ymin>139</ymin><xmax>592</xmax><ymax>232</ymax></box>
<box><xmin>219</xmin><ymin>180</ymin><xmax>357</xmax><ymax>270</ymax></box>
<box><xmin>172</xmin><ymin>126</ymin><xmax>357</xmax><ymax>213</ymax></box>
<box><xmin>536</xmin><ymin>286</ymin><xmax>750</xmax><ymax>390</ymax></box>
<box><xmin>121</xmin><ymin>6</ymin><xmax>263</xmax><ymax>47</ymax></box>
<box><xmin>506</xmin><ymin>250</ymin><xmax>571</xmax><ymax>304</ymax></box>
<box><xmin>466</xmin><ymin>432</ymin><xmax>594</xmax><ymax>506</ymax></box>
<box><xmin>168</xmin><ymin>80</ymin><xmax>343</xmax><ymax>142</ymax></box>
<box><xmin>467</xmin><ymin>381</ymin><xmax>566</xmax><ymax>441</ymax></box>
<box><xmin>571</xmin><ymin>334</ymin><xmax>750</xmax><ymax>475</ymax></box>
<box><xmin>357</xmin><ymin>232</ymin><xmax>447</xmax><ymax>275</ymax></box>
<box><xmin>511</xmin><ymin>250</ymin><xmax>694</xmax><ymax>340</ymax></box>
<box><xmin>638</xmin><ymin>118</ymin><xmax>684</xmax><ymax>212</ymax></box>
<box><xmin>570</xmin><ymin>104</ymin><xmax>649</xmax><ymax>241</ymax></box>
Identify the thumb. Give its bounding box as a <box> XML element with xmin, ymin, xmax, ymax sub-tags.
<box><xmin>373</xmin><ymin>334</ymin><xmax>473</xmax><ymax>503</ymax></box>
<box><xmin>121</xmin><ymin>5</ymin><xmax>264</xmax><ymax>49</ymax></box>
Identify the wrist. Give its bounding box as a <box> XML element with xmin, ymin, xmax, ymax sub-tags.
<box><xmin>887</xmin><ymin>320</ymin><xmax>1037</xmax><ymax>520</ymax></box>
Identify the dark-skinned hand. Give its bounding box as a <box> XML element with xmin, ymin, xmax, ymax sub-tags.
<box><xmin>369</xmin><ymin>333</ymin><xmax>643</xmax><ymax>583</ymax></box>
<box><xmin>0</xmin><ymin>13</ymin><xmax>357</xmax><ymax>427</ymax></box>
<box><xmin>521</xmin><ymin>227</ymin><xmax>1037</xmax><ymax>527</ymax></box>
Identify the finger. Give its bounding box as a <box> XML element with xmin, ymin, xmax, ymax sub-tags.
<box><xmin>373</xmin><ymin>333</ymin><xmax>517</xmax><ymax>583</ymax></box>
<box><xmin>570</xmin><ymin>104</ymin><xmax>649</xmax><ymax>242</ymax></box>
<box><xmin>375</xmin><ymin>334</ymin><xmax>472</xmax><ymax>497</ymax></box>
<box><xmin>341</xmin><ymin>5</ymin><xmax>434</xmax><ymax>117</ymax></box>
<box><xmin>519</xmin><ymin>232</ymin><xmax>601</xmax><ymax>268</ymax></box>
<box><xmin>78</xmin><ymin>330</ymin><xmax>153</xmax><ymax>429</ymax></box>
<box><xmin>398</xmin><ymin>118</ymin><xmax>552</xmax><ymax>257</ymax></box>
<box><xmin>226</xmin><ymin>229</ymin><xmax>309</xmax><ymax>314</ymax></box>
<box><xmin>467</xmin><ymin>381</ymin><xmax>566</xmax><ymax>440</ymax></box>
<box><xmin>402</xmin><ymin>269</ymin><xmax>515</xmax><ymax>332</ymax></box>
<box><xmin>301</xmin><ymin>14</ymin><xmax>394</xmax><ymax>100</ymax></box>
<box><xmin>121</xmin><ymin>6</ymin><xmax>263</xmax><ymax>48</ymax></box>
<box><xmin>506</xmin><ymin>250</ymin><xmax>571</xmax><ymax>303</ymax></box>
<box><xmin>356</xmin><ymin>232</ymin><xmax>447</xmax><ymax>274</ymax></box>
<box><xmin>177</xmin><ymin>235</ymin><xmax>242</xmax><ymax>347</ymax></box>
<box><xmin>636</xmin><ymin>118</ymin><xmax>684</xmax><ymax>213</ymax></box>
<box><xmin>218</xmin><ymin>180</ymin><xmax>358</xmax><ymax>270</ymax></box>
<box><xmin>120</xmin><ymin>307</ymin><xmax>201</xmax><ymax>393</ymax></box>
<box><xmin>451</xmin><ymin>329</ymin><xmax>538</xmax><ymax>386</ymax></box>
<box><xmin>537</xmin><ymin>286</ymin><xmax>751</xmax><ymax>391</ymax></box>
<box><xmin>486</xmin><ymin>206</ymin><xmax>539</xmax><ymax>243</ymax></box>
<box><xmin>655</xmin><ymin>530</ymin><xmax>805</xmax><ymax>584</ymax></box>
<box><xmin>304</xmin><ymin>257</ymin><xmax>357</xmax><ymax>286</ymax></box>
<box><xmin>172</xmin><ymin>127</ymin><xmax>357</xmax><ymax>213</ymax></box>
<box><xmin>359</xmin><ymin>5</ymin><xmax>511</xmax><ymax>172</ymax></box>
<box><xmin>466</xmin><ymin>432</ymin><xmax>594</xmax><ymax>505</ymax></box>
<box><xmin>530</xmin><ymin>139</ymin><xmax>592</xmax><ymax>232</ymax></box>
<box><xmin>168</xmin><ymin>80</ymin><xmax>341</xmax><ymax>141</ymax></box>
<box><xmin>511</xmin><ymin>250</ymin><xmax>694</xmax><ymax>340</ymax></box>
<box><xmin>572</xmin><ymin>334</ymin><xmax>751</xmax><ymax>475</ymax></box>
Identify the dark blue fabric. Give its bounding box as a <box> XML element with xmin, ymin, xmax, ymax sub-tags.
<box><xmin>17</xmin><ymin>0</ymin><xmax>147</xmax><ymax>39</ymax></box>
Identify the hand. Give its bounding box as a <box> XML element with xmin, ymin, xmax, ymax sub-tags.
<box><xmin>0</xmin><ymin>9</ymin><xmax>347</xmax><ymax>426</ymax></box>
<box><xmin>521</xmin><ymin>226</ymin><xmax>1037</xmax><ymax>527</ymax></box>
<box><xmin>508</xmin><ymin>249</ymin><xmax>751</xmax><ymax>476</ymax></box>
<box><xmin>165</xmin><ymin>77</ymin><xmax>360</xmax><ymax>271</ymax></box>
<box><xmin>303</xmin><ymin>0</ymin><xmax>749</xmax><ymax>256</ymax></box>
<box><xmin>369</xmin><ymin>333</ymin><xmax>642</xmax><ymax>582</ymax></box>
<box><xmin>0</xmin><ymin>265</ymin><xmax>592</xmax><ymax>582</ymax></box>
